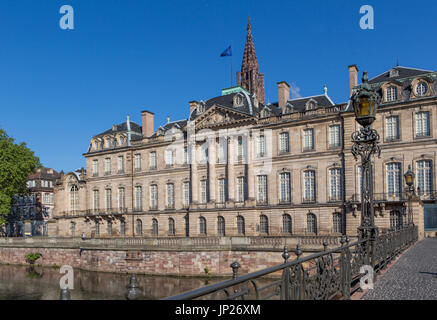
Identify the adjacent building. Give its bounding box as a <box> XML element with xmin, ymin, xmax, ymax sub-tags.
<box><xmin>54</xmin><ymin>20</ymin><xmax>437</xmax><ymax>239</ymax></box>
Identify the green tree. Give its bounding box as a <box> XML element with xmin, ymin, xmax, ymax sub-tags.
<box><xmin>0</xmin><ymin>129</ymin><xmax>41</xmax><ymax>225</ymax></box>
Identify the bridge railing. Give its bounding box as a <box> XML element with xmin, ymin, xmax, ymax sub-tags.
<box><xmin>164</xmin><ymin>225</ymin><xmax>418</xmax><ymax>300</ymax></box>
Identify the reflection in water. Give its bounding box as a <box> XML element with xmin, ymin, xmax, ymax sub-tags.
<box><xmin>0</xmin><ymin>265</ymin><xmax>221</xmax><ymax>300</ymax></box>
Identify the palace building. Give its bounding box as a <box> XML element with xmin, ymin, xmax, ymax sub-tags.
<box><xmin>53</xmin><ymin>20</ymin><xmax>437</xmax><ymax>240</ymax></box>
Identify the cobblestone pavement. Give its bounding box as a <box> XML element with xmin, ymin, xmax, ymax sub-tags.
<box><xmin>363</xmin><ymin>238</ymin><xmax>437</xmax><ymax>300</ymax></box>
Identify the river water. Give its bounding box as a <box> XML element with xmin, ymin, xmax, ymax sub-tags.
<box><xmin>0</xmin><ymin>264</ymin><xmax>222</xmax><ymax>300</ymax></box>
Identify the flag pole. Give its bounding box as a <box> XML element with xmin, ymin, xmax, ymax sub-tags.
<box><xmin>230</xmin><ymin>42</ymin><xmax>233</xmax><ymax>87</ymax></box>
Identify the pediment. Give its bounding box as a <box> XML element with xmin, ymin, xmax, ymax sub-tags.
<box><xmin>195</xmin><ymin>104</ymin><xmax>253</xmax><ymax>129</ymax></box>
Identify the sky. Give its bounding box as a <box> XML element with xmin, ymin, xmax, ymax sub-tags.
<box><xmin>0</xmin><ymin>0</ymin><xmax>436</xmax><ymax>173</ymax></box>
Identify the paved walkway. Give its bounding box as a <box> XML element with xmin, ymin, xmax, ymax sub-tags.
<box><xmin>363</xmin><ymin>238</ymin><xmax>437</xmax><ymax>300</ymax></box>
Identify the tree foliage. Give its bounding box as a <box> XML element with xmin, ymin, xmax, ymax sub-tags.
<box><xmin>0</xmin><ymin>129</ymin><xmax>41</xmax><ymax>225</ymax></box>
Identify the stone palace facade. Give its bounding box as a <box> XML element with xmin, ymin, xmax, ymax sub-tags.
<box><xmin>53</xmin><ymin>21</ymin><xmax>437</xmax><ymax>239</ymax></box>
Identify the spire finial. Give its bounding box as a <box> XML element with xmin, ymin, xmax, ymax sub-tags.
<box><xmin>323</xmin><ymin>84</ymin><xmax>328</xmax><ymax>95</ymax></box>
<box><xmin>247</xmin><ymin>16</ymin><xmax>251</xmax><ymax>34</ymax></box>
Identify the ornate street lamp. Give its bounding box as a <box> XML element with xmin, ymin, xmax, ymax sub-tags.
<box><xmin>404</xmin><ymin>165</ymin><xmax>415</xmax><ymax>225</ymax></box>
<box><xmin>351</xmin><ymin>71</ymin><xmax>381</xmax><ymax>241</ymax></box>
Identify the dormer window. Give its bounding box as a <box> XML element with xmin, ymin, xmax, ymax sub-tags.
<box><xmin>234</xmin><ymin>93</ymin><xmax>244</xmax><ymax>107</ymax></box>
<box><xmin>416</xmin><ymin>81</ymin><xmax>428</xmax><ymax>97</ymax></box>
<box><xmin>197</xmin><ymin>103</ymin><xmax>206</xmax><ymax>114</ymax></box>
<box><xmin>389</xmin><ymin>69</ymin><xmax>399</xmax><ymax>78</ymax></box>
<box><xmin>94</xmin><ymin>141</ymin><xmax>99</xmax><ymax>150</ymax></box>
<box><xmin>306</xmin><ymin>99</ymin><xmax>317</xmax><ymax>110</ymax></box>
<box><xmin>386</xmin><ymin>86</ymin><xmax>398</xmax><ymax>102</ymax></box>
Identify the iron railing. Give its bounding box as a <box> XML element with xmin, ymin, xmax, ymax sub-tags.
<box><xmin>164</xmin><ymin>225</ymin><xmax>418</xmax><ymax>300</ymax></box>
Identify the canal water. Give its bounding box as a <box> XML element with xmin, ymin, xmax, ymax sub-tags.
<box><xmin>0</xmin><ymin>264</ymin><xmax>222</xmax><ymax>300</ymax></box>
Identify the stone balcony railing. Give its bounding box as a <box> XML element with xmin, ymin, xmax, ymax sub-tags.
<box><xmin>0</xmin><ymin>235</ymin><xmax>349</xmax><ymax>252</ymax></box>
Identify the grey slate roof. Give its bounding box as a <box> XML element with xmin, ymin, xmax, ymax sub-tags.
<box><xmin>93</xmin><ymin>121</ymin><xmax>142</xmax><ymax>139</ymax></box>
<box><xmin>268</xmin><ymin>94</ymin><xmax>335</xmax><ymax>113</ymax></box>
<box><xmin>368</xmin><ymin>66</ymin><xmax>433</xmax><ymax>84</ymax></box>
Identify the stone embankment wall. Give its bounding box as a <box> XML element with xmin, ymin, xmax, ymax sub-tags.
<box><xmin>0</xmin><ymin>236</ymin><xmax>344</xmax><ymax>276</ymax></box>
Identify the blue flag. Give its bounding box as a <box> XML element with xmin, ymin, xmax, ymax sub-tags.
<box><xmin>220</xmin><ymin>45</ymin><xmax>232</xmax><ymax>57</ymax></box>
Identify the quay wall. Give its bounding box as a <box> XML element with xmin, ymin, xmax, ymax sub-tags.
<box><xmin>0</xmin><ymin>236</ymin><xmax>344</xmax><ymax>276</ymax></box>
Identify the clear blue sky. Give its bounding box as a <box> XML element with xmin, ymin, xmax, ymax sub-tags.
<box><xmin>0</xmin><ymin>0</ymin><xmax>435</xmax><ymax>173</ymax></box>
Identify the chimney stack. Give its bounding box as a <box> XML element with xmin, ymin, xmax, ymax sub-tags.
<box><xmin>141</xmin><ymin>110</ymin><xmax>154</xmax><ymax>137</ymax></box>
<box><xmin>277</xmin><ymin>81</ymin><xmax>290</xmax><ymax>108</ymax></box>
<box><xmin>348</xmin><ymin>65</ymin><xmax>359</xmax><ymax>96</ymax></box>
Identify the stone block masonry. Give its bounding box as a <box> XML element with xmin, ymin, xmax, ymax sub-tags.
<box><xmin>0</xmin><ymin>245</ymin><xmax>293</xmax><ymax>277</ymax></box>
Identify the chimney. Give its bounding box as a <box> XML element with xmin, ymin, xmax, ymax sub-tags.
<box><xmin>141</xmin><ymin>110</ymin><xmax>154</xmax><ymax>137</ymax></box>
<box><xmin>189</xmin><ymin>101</ymin><xmax>199</xmax><ymax>114</ymax></box>
<box><xmin>348</xmin><ymin>65</ymin><xmax>359</xmax><ymax>96</ymax></box>
<box><xmin>277</xmin><ymin>81</ymin><xmax>290</xmax><ymax>108</ymax></box>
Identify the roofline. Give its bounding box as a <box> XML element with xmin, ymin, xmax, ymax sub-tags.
<box><xmin>287</xmin><ymin>94</ymin><xmax>335</xmax><ymax>105</ymax></box>
<box><xmin>368</xmin><ymin>66</ymin><xmax>435</xmax><ymax>83</ymax></box>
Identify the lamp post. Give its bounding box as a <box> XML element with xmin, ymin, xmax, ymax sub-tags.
<box><xmin>351</xmin><ymin>71</ymin><xmax>381</xmax><ymax>242</ymax></box>
<box><xmin>404</xmin><ymin>165</ymin><xmax>415</xmax><ymax>226</ymax></box>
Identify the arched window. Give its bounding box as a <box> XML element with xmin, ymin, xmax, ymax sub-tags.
<box><xmin>70</xmin><ymin>185</ymin><xmax>79</xmax><ymax>211</ymax></box>
<box><xmin>120</xmin><ymin>220</ymin><xmax>126</xmax><ymax>236</ymax></box>
<box><xmin>107</xmin><ymin>220</ymin><xmax>112</xmax><ymax>236</ymax></box>
<box><xmin>237</xmin><ymin>216</ymin><xmax>245</xmax><ymax>235</ymax></box>
<box><xmin>136</xmin><ymin>219</ymin><xmax>143</xmax><ymax>235</ymax></box>
<box><xmin>217</xmin><ymin>216</ymin><xmax>225</xmax><ymax>236</ymax></box>
<box><xmin>199</xmin><ymin>217</ymin><xmax>207</xmax><ymax>235</ymax></box>
<box><xmin>168</xmin><ymin>218</ymin><xmax>175</xmax><ymax>236</ymax></box>
<box><xmin>152</xmin><ymin>219</ymin><xmax>158</xmax><ymax>236</ymax></box>
<box><xmin>260</xmin><ymin>215</ymin><xmax>269</xmax><ymax>234</ymax></box>
<box><xmin>390</xmin><ymin>211</ymin><xmax>403</xmax><ymax>231</ymax></box>
<box><xmin>307</xmin><ymin>213</ymin><xmax>317</xmax><ymax>234</ymax></box>
<box><xmin>386</xmin><ymin>86</ymin><xmax>398</xmax><ymax>102</ymax></box>
<box><xmin>333</xmin><ymin>213</ymin><xmax>343</xmax><ymax>234</ymax></box>
<box><xmin>70</xmin><ymin>221</ymin><xmax>76</xmax><ymax>237</ymax></box>
<box><xmin>282</xmin><ymin>214</ymin><xmax>292</xmax><ymax>234</ymax></box>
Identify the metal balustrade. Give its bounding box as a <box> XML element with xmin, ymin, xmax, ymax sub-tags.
<box><xmin>164</xmin><ymin>225</ymin><xmax>418</xmax><ymax>300</ymax></box>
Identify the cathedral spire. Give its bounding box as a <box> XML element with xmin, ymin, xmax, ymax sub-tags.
<box><xmin>237</xmin><ymin>18</ymin><xmax>265</xmax><ymax>104</ymax></box>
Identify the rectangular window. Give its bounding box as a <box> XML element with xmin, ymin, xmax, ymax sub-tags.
<box><xmin>237</xmin><ymin>177</ymin><xmax>245</xmax><ymax>203</ymax></box>
<box><xmin>280</xmin><ymin>173</ymin><xmax>291</xmax><ymax>203</ymax></box>
<box><xmin>92</xmin><ymin>160</ymin><xmax>98</xmax><ymax>176</ymax></box>
<box><xmin>304</xmin><ymin>171</ymin><xmax>316</xmax><ymax>202</ymax></box>
<box><xmin>218</xmin><ymin>141</ymin><xmax>226</xmax><ymax>163</ymax></box>
<box><xmin>200</xmin><ymin>180</ymin><xmax>207</xmax><ymax>204</ymax></box>
<box><xmin>279</xmin><ymin>132</ymin><xmax>289</xmax><ymax>153</ymax></box>
<box><xmin>417</xmin><ymin>160</ymin><xmax>433</xmax><ymax>195</ymax></box>
<box><xmin>118</xmin><ymin>188</ymin><xmax>125</xmax><ymax>210</ymax></box>
<box><xmin>329</xmin><ymin>125</ymin><xmax>341</xmax><ymax>147</ymax></box>
<box><xmin>104</xmin><ymin>158</ymin><xmax>111</xmax><ymax>174</ymax></box>
<box><xmin>257</xmin><ymin>175</ymin><xmax>268</xmax><ymax>204</ymax></box>
<box><xmin>166</xmin><ymin>184</ymin><xmax>174</xmax><ymax>208</ymax></box>
<box><xmin>165</xmin><ymin>149</ymin><xmax>174</xmax><ymax>167</ymax></box>
<box><xmin>150</xmin><ymin>185</ymin><xmax>158</xmax><ymax>209</ymax></box>
<box><xmin>329</xmin><ymin>168</ymin><xmax>342</xmax><ymax>201</ymax></box>
<box><xmin>386</xmin><ymin>116</ymin><xmax>400</xmax><ymax>141</ymax></box>
<box><xmin>135</xmin><ymin>154</ymin><xmax>141</xmax><ymax>171</ymax></box>
<box><xmin>105</xmin><ymin>189</ymin><xmax>112</xmax><ymax>210</ymax></box>
<box><xmin>183</xmin><ymin>182</ymin><xmax>190</xmax><ymax>207</ymax></box>
<box><xmin>237</xmin><ymin>136</ymin><xmax>244</xmax><ymax>160</ymax></box>
<box><xmin>257</xmin><ymin>135</ymin><xmax>266</xmax><ymax>157</ymax></box>
<box><xmin>184</xmin><ymin>146</ymin><xmax>189</xmax><ymax>165</ymax></box>
<box><xmin>118</xmin><ymin>155</ymin><xmax>124</xmax><ymax>173</ymax></box>
<box><xmin>386</xmin><ymin>163</ymin><xmax>402</xmax><ymax>197</ymax></box>
<box><xmin>218</xmin><ymin>179</ymin><xmax>226</xmax><ymax>203</ymax></box>
<box><xmin>135</xmin><ymin>186</ymin><xmax>142</xmax><ymax>211</ymax></box>
<box><xmin>303</xmin><ymin>129</ymin><xmax>314</xmax><ymax>150</ymax></box>
<box><xmin>416</xmin><ymin>112</ymin><xmax>430</xmax><ymax>137</ymax></box>
<box><xmin>93</xmin><ymin>190</ymin><xmax>100</xmax><ymax>210</ymax></box>
<box><xmin>150</xmin><ymin>152</ymin><xmax>157</xmax><ymax>169</ymax></box>
<box><xmin>199</xmin><ymin>145</ymin><xmax>208</xmax><ymax>164</ymax></box>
